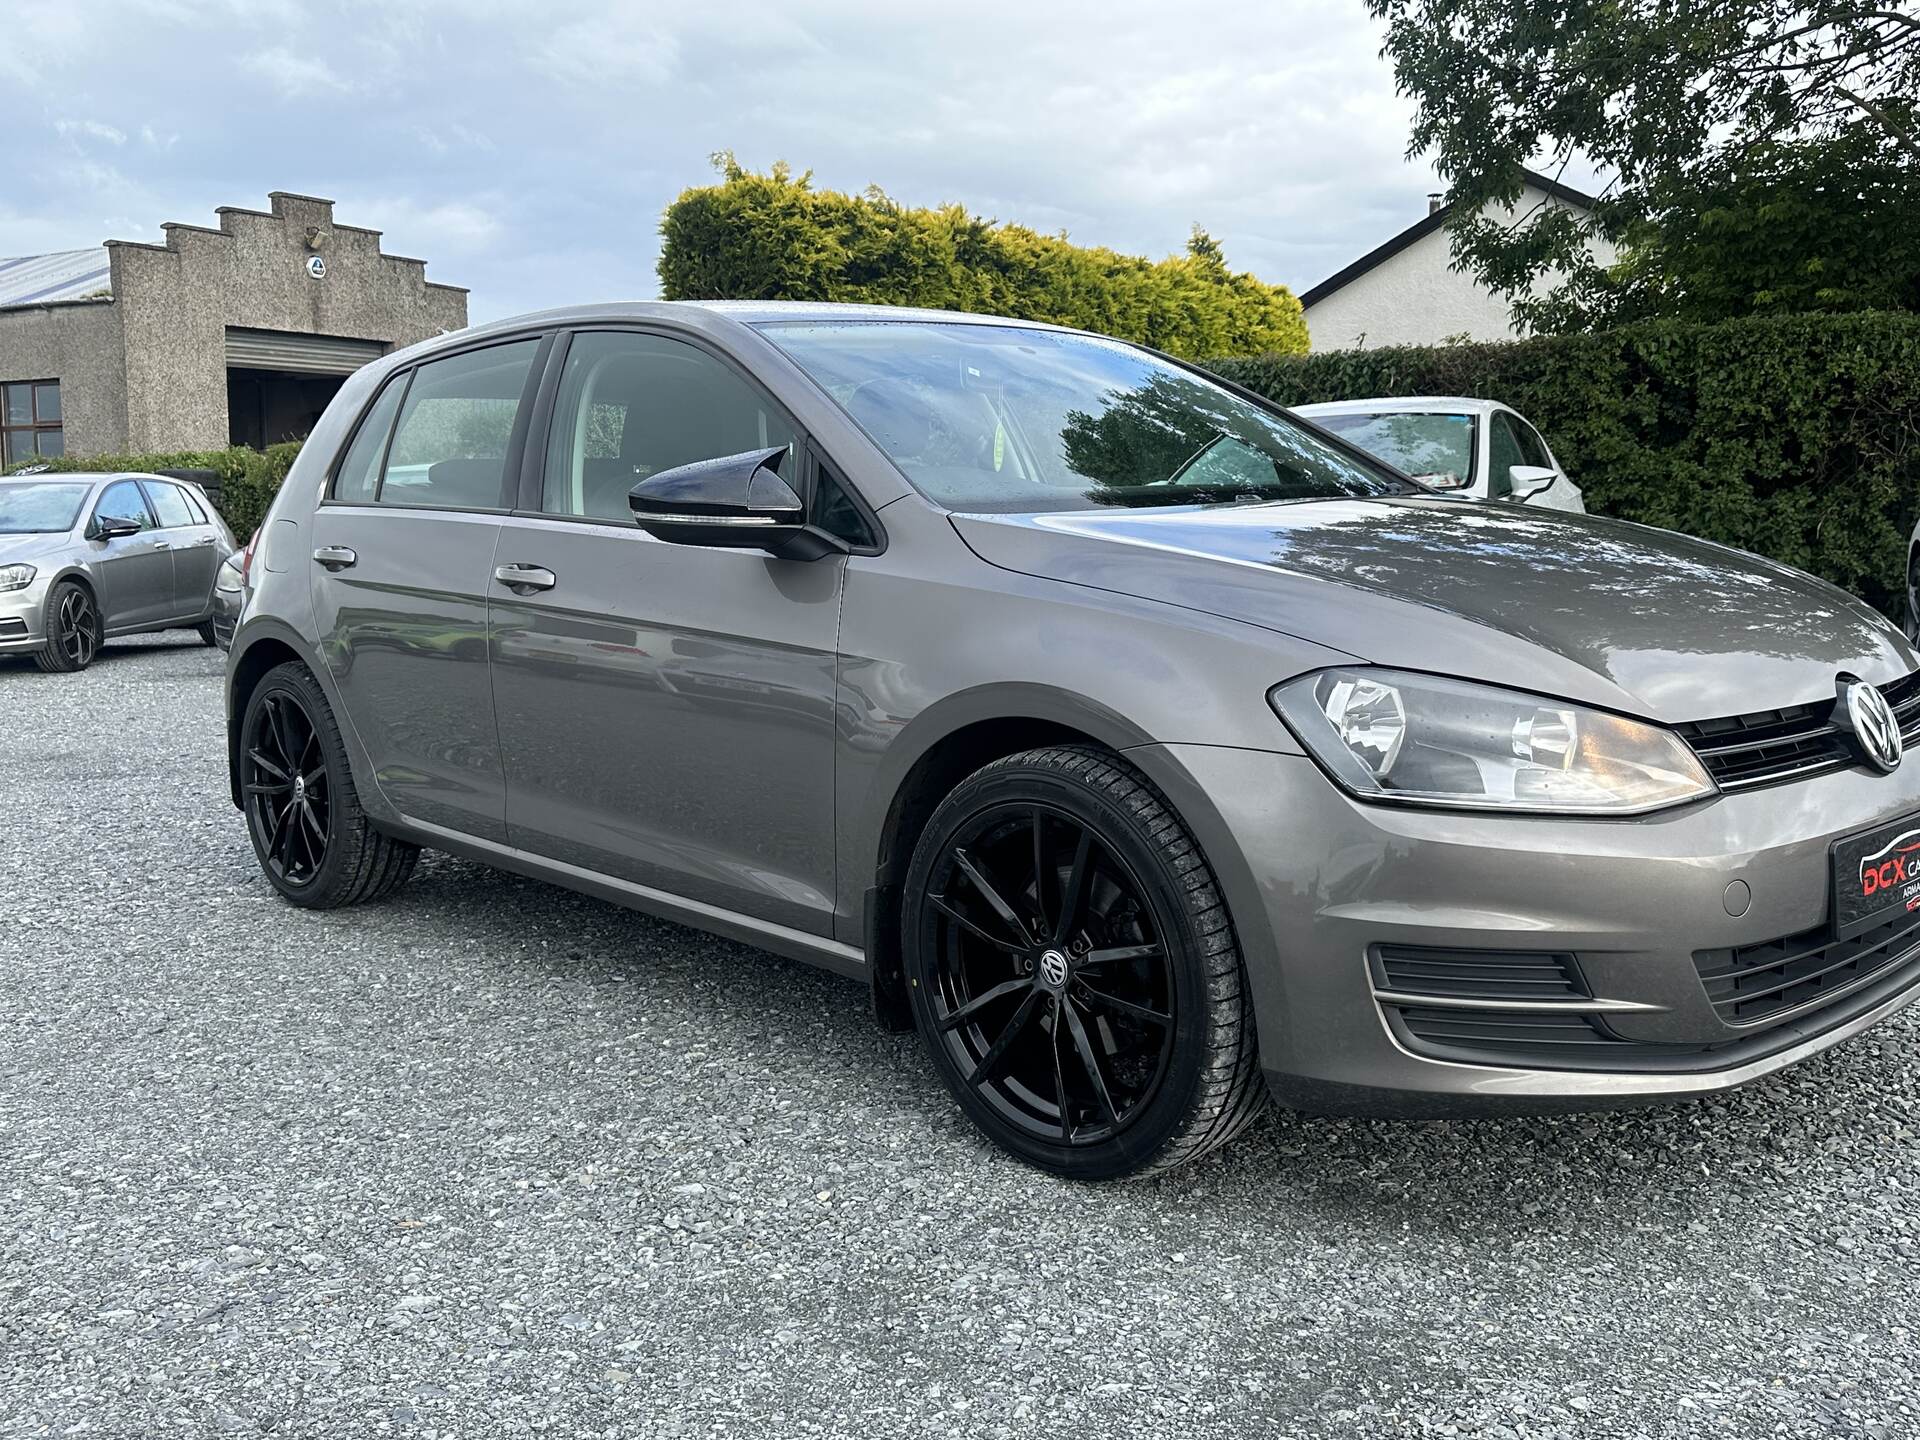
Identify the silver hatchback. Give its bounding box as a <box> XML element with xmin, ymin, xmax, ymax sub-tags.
<box><xmin>0</xmin><ymin>473</ymin><xmax>236</xmax><ymax>671</ymax></box>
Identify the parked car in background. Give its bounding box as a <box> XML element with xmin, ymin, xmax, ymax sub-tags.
<box><xmin>0</xmin><ymin>472</ymin><xmax>236</xmax><ymax>672</ymax></box>
<box><xmin>227</xmin><ymin>302</ymin><xmax>1920</xmax><ymax>1180</ymax></box>
<box><xmin>1293</xmin><ymin>396</ymin><xmax>1585</xmax><ymax>512</ymax></box>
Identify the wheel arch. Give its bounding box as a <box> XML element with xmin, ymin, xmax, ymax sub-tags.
<box><xmin>859</xmin><ymin>685</ymin><xmax>1168</xmax><ymax>1029</ymax></box>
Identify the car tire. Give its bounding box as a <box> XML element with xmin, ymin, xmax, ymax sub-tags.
<box><xmin>34</xmin><ymin>580</ymin><xmax>101</xmax><ymax>674</ymax></box>
<box><xmin>196</xmin><ymin>619</ymin><xmax>220</xmax><ymax>647</ymax></box>
<box><xmin>902</xmin><ymin>745</ymin><xmax>1265</xmax><ymax>1180</ymax></box>
<box><xmin>240</xmin><ymin>661</ymin><xmax>420</xmax><ymax>908</ymax></box>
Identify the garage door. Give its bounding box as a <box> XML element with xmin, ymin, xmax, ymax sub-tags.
<box><xmin>224</xmin><ymin>328</ymin><xmax>387</xmax><ymax>375</ymax></box>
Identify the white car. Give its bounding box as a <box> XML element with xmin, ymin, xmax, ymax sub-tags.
<box><xmin>1291</xmin><ymin>396</ymin><xmax>1586</xmax><ymax>513</ymax></box>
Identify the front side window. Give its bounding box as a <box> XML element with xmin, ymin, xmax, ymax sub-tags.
<box><xmin>95</xmin><ymin>479</ymin><xmax>154</xmax><ymax>530</ymax></box>
<box><xmin>759</xmin><ymin>321</ymin><xmax>1412</xmax><ymax>514</ymax></box>
<box><xmin>0</xmin><ymin>481</ymin><xmax>90</xmax><ymax>533</ymax></box>
<box><xmin>541</xmin><ymin>331</ymin><xmax>799</xmax><ymax>523</ymax></box>
<box><xmin>377</xmin><ymin>340</ymin><xmax>540</xmax><ymax>510</ymax></box>
<box><xmin>1</xmin><ymin>380</ymin><xmax>63</xmax><ymax>467</ymax></box>
<box><xmin>1310</xmin><ymin>411</ymin><xmax>1476</xmax><ymax>490</ymax></box>
<box><xmin>146</xmin><ymin>481</ymin><xmax>198</xmax><ymax>528</ymax></box>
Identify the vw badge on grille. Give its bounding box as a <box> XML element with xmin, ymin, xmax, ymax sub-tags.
<box><xmin>1840</xmin><ymin>677</ymin><xmax>1904</xmax><ymax>773</ymax></box>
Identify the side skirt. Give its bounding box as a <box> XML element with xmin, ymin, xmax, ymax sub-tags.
<box><xmin>385</xmin><ymin>816</ymin><xmax>870</xmax><ymax>980</ymax></box>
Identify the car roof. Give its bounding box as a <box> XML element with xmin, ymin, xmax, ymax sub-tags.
<box><xmin>388</xmin><ymin>299</ymin><xmax>1093</xmax><ymax>367</ymax></box>
<box><xmin>1291</xmin><ymin>396</ymin><xmax>1505</xmax><ymax>417</ymax></box>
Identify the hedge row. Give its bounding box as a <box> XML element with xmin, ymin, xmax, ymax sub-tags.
<box><xmin>1208</xmin><ymin>310</ymin><xmax>1920</xmax><ymax>618</ymax></box>
<box><xmin>659</xmin><ymin>157</ymin><xmax>1308</xmax><ymax>360</ymax></box>
<box><xmin>6</xmin><ymin>443</ymin><xmax>301</xmax><ymax>539</ymax></box>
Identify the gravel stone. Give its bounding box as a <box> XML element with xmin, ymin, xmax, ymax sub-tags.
<box><xmin>2</xmin><ymin>636</ymin><xmax>1918</xmax><ymax>1437</ymax></box>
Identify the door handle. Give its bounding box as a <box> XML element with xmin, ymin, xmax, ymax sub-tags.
<box><xmin>192</xmin><ymin>535</ymin><xmax>218</xmax><ymax>547</ymax></box>
<box><xmin>152</xmin><ymin>540</ymin><xmax>171</xmax><ymax>551</ymax></box>
<box><xmin>312</xmin><ymin>545</ymin><xmax>358</xmax><ymax>571</ymax></box>
<box><xmin>494</xmin><ymin>563</ymin><xmax>558</xmax><ymax>593</ymax></box>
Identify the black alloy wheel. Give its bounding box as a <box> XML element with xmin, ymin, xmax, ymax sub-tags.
<box><xmin>35</xmin><ymin>581</ymin><xmax>99</xmax><ymax>673</ymax></box>
<box><xmin>245</xmin><ymin>690</ymin><xmax>331</xmax><ymax>888</ymax></box>
<box><xmin>239</xmin><ymin>661</ymin><xmax>420</xmax><ymax>908</ymax></box>
<box><xmin>904</xmin><ymin>746</ymin><xmax>1265</xmax><ymax>1179</ymax></box>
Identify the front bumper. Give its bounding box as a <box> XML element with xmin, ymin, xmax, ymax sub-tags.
<box><xmin>0</xmin><ymin>575</ymin><xmax>50</xmax><ymax>653</ymax></box>
<box><xmin>1147</xmin><ymin>743</ymin><xmax>1920</xmax><ymax>1116</ymax></box>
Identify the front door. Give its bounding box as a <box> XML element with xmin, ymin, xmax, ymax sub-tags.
<box><xmin>489</xmin><ymin>329</ymin><xmax>842</xmax><ymax>934</ymax></box>
<box><xmin>307</xmin><ymin>336</ymin><xmax>545</xmax><ymax>844</ymax></box>
<box><xmin>87</xmin><ymin>478</ymin><xmax>174</xmax><ymax>630</ymax></box>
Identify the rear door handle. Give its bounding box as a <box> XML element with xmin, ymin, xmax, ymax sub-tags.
<box><xmin>494</xmin><ymin>563</ymin><xmax>557</xmax><ymax>593</ymax></box>
<box><xmin>313</xmin><ymin>545</ymin><xmax>358</xmax><ymax>571</ymax></box>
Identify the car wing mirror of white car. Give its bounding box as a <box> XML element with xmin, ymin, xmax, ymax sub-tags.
<box><xmin>1507</xmin><ymin>465</ymin><xmax>1557</xmax><ymax>502</ymax></box>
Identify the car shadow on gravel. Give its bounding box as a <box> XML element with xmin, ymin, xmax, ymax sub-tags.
<box><xmin>371</xmin><ymin>849</ymin><xmax>1912</xmax><ymax>1239</ymax></box>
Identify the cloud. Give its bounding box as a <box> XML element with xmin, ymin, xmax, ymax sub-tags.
<box><xmin>55</xmin><ymin>119</ymin><xmax>128</xmax><ymax>146</ymax></box>
<box><xmin>243</xmin><ymin>45</ymin><xmax>354</xmax><ymax>97</ymax></box>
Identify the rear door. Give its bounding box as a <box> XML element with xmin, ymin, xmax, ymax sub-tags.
<box><xmin>86</xmin><ymin>479</ymin><xmax>174</xmax><ymax>630</ymax></box>
<box><xmin>308</xmin><ymin>335</ymin><xmax>548</xmax><ymax>844</ymax></box>
<box><xmin>488</xmin><ymin>328</ymin><xmax>844</xmax><ymax>934</ymax></box>
<box><xmin>142</xmin><ymin>478</ymin><xmax>221</xmax><ymax>619</ymax></box>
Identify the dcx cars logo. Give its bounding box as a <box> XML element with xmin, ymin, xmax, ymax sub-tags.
<box><xmin>1857</xmin><ymin>829</ymin><xmax>1920</xmax><ymax>910</ymax></box>
<box><xmin>1839</xmin><ymin>676</ymin><xmax>1903</xmax><ymax>773</ymax></box>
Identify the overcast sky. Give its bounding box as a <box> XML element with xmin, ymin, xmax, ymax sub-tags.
<box><xmin>1</xmin><ymin>0</ymin><xmax>1444</xmax><ymax>324</ymax></box>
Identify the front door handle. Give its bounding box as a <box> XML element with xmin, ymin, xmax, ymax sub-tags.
<box><xmin>313</xmin><ymin>545</ymin><xmax>358</xmax><ymax>571</ymax></box>
<box><xmin>494</xmin><ymin>563</ymin><xmax>557</xmax><ymax>594</ymax></box>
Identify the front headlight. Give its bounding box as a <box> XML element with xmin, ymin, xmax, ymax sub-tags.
<box><xmin>0</xmin><ymin>563</ymin><xmax>35</xmax><ymax>592</ymax></box>
<box><xmin>1270</xmin><ymin>667</ymin><xmax>1715</xmax><ymax>814</ymax></box>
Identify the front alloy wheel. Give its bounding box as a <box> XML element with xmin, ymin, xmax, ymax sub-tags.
<box><xmin>904</xmin><ymin>746</ymin><xmax>1265</xmax><ymax>1179</ymax></box>
<box><xmin>35</xmin><ymin>581</ymin><xmax>99</xmax><ymax>673</ymax></box>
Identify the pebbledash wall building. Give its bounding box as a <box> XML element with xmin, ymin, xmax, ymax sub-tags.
<box><xmin>0</xmin><ymin>192</ymin><xmax>467</xmax><ymax>467</ymax></box>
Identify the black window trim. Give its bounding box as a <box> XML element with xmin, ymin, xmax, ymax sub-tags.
<box><xmin>509</xmin><ymin>321</ymin><xmax>888</xmax><ymax>555</ymax></box>
<box><xmin>320</xmin><ymin>329</ymin><xmax>555</xmax><ymax>516</ymax></box>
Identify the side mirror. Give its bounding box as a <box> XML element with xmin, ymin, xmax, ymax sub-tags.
<box><xmin>1507</xmin><ymin>465</ymin><xmax>1557</xmax><ymax>502</ymax></box>
<box><xmin>89</xmin><ymin>515</ymin><xmax>142</xmax><ymax>540</ymax></box>
<box><xmin>628</xmin><ymin>447</ymin><xmax>835</xmax><ymax>560</ymax></box>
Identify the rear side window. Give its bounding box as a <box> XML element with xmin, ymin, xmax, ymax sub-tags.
<box><xmin>383</xmin><ymin>341</ymin><xmax>539</xmax><ymax>510</ymax></box>
<box><xmin>335</xmin><ymin>341</ymin><xmax>540</xmax><ymax>511</ymax></box>
<box><xmin>95</xmin><ymin>479</ymin><xmax>154</xmax><ymax>529</ymax></box>
<box><xmin>146</xmin><ymin>481</ymin><xmax>198</xmax><ymax>528</ymax></box>
<box><xmin>332</xmin><ymin>377</ymin><xmax>407</xmax><ymax>504</ymax></box>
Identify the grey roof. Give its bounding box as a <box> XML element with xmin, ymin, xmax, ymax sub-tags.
<box><xmin>0</xmin><ymin>248</ymin><xmax>112</xmax><ymax>308</ymax></box>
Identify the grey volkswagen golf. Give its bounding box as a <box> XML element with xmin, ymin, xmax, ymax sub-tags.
<box><xmin>225</xmin><ymin>302</ymin><xmax>1920</xmax><ymax>1179</ymax></box>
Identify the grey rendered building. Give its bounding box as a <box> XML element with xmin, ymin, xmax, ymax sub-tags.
<box><xmin>0</xmin><ymin>192</ymin><xmax>467</xmax><ymax>465</ymax></box>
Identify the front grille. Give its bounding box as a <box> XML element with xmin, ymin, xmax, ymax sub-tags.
<box><xmin>1693</xmin><ymin>908</ymin><xmax>1920</xmax><ymax>1027</ymax></box>
<box><xmin>1393</xmin><ymin>1005</ymin><xmax>1624</xmax><ymax>1055</ymax></box>
<box><xmin>1676</xmin><ymin>671</ymin><xmax>1920</xmax><ymax>791</ymax></box>
<box><xmin>1376</xmin><ymin>944</ymin><xmax>1586</xmax><ymax>1000</ymax></box>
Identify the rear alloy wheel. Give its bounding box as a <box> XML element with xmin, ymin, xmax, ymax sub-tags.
<box><xmin>241</xmin><ymin>661</ymin><xmax>419</xmax><ymax>908</ymax></box>
<box><xmin>903</xmin><ymin>746</ymin><xmax>1265</xmax><ymax>1180</ymax></box>
<box><xmin>35</xmin><ymin>581</ymin><xmax>100</xmax><ymax>674</ymax></box>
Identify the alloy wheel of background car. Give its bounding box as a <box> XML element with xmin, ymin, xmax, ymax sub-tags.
<box><xmin>241</xmin><ymin>662</ymin><xmax>421</xmax><ymax>908</ymax></box>
<box><xmin>34</xmin><ymin>581</ymin><xmax>100</xmax><ymax>674</ymax></box>
<box><xmin>904</xmin><ymin>746</ymin><xmax>1265</xmax><ymax>1180</ymax></box>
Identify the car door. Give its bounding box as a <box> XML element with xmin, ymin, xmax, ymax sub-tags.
<box><xmin>307</xmin><ymin>335</ymin><xmax>548</xmax><ymax>845</ymax></box>
<box><xmin>488</xmin><ymin>328</ymin><xmax>843</xmax><ymax>934</ymax></box>
<box><xmin>141</xmin><ymin>478</ymin><xmax>220</xmax><ymax>619</ymax></box>
<box><xmin>86</xmin><ymin>478</ymin><xmax>175</xmax><ymax>631</ymax></box>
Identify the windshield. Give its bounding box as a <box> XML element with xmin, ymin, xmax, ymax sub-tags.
<box><xmin>0</xmin><ymin>481</ymin><xmax>90</xmax><ymax>534</ymax></box>
<box><xmin>759</xmin><ymin>321</ymin><xmax>1415</xmax><ymax>513</ymax></box>
<box><xmin>1311</xmin><ymin>411</ymin><xmax>1476</xmax><ymax>489</ymax></box>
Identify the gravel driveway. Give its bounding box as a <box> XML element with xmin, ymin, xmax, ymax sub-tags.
<box><xmin>3</xmin><ymin>637</ymin><xmax>1917</xmax><ymax>1439</ymax></box>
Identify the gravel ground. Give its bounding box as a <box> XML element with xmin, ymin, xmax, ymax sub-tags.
<box><xmin>3</xmin><ymin>637</ymin><xmax>1919</xmax><ymax>1439</ymax></box>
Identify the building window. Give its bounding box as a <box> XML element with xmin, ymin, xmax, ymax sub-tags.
<box><xmin>1</xmin><ymin>381</ymin><xmax>63</xmax><ymax>466</ymax></box>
